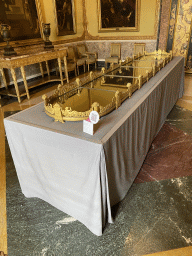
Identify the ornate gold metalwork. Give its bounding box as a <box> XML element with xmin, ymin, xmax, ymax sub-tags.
<box><xmin>43</xmin><ymin>50</ymin><xmax>172</xmax><ymax>122</ymax></box>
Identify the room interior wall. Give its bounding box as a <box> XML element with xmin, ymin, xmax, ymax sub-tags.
<box><xmin>83</xmin><ymin>0</ymin><xmax>159</xmax><ymax>60</ymax></box>
<box><xmin>39</xmin><ymin>0</ymin><xmax>159</xmax><ymax>42</ymax></box>
<box><xmin>37</xmin><ymin>0</ymin><xmax>160</xmax><ymax>61</ymax></box>
<box><xmin>0</xmin><ymin>0</ymin><xmax>160</xmax><ymax>88</ymax></box>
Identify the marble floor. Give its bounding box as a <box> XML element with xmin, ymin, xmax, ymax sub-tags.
<box><xmin>0</xmin><ymin>70</ymin><xmax>192</xmax><ymax>255</ymax></box>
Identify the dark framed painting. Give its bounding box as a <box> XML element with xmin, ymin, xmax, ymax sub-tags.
<box><xmin>98</xmin><ymin>0</ymin><xmax>140</xmax><ymax>32</ymax></box>
<box><xmin>0</xmin><ymin>0</ymin><xmax>43</xmax><ymax>44</ymax></box>
<box><xmin>53</xmin><ymin>0</ymin><xmax>76</xmax><ymax>36</ymax></box>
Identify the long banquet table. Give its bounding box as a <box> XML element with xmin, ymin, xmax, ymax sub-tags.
<box><xmin>4</xmin><ymin>56</ymin><xmax>184</xmax><ymax>236</ymax></box>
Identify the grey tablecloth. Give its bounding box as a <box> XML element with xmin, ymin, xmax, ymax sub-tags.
<box><xmin>4</xmin><ymin>56</ymin><xmax>184</xmax><ymax>236</ymax></box>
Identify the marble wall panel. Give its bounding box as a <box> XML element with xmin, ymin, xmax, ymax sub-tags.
<box><xmin>86</xmin><ymin>40</ymin><xmax>157</xmax><ymax>60</ymax></box>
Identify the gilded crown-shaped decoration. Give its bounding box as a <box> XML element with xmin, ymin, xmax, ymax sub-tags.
<box><xmin>43</xmin><ymin>50</ymin><xmax>172</xmax><ymax>123</ymax></box>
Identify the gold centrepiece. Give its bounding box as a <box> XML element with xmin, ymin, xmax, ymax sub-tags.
<box><xmin>42</xmin><ymin>50</ymin><xmax>173</xmax><ymax>122</ymax></box>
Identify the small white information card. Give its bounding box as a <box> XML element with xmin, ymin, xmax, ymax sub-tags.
<box><xmin>83</xmin><ymin>111</ymin><xmax>100</xmax><ymax>135</ymax></box>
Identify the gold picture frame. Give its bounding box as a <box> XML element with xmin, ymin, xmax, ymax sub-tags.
<box><xmin>98</xmin><ymin>0</ymin><xmax>140</xmax><ymax>32</ymax></box>
<box><xmin>53</xmin><ymin>0</ymin><xmax>76</xmax><ymax>36</ymax></box>
<box><xmin>0</xmin><ymin>0</ymin><xmax>43</xmax><ymax>47</ymax></box>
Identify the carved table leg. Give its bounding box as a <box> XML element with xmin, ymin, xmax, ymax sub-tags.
<box><xmin>0</xmin><ymin>68</ymin><xmax>8</xmax><ymax>89</ymax></box>
<box><xmin>58</xmin><ymin>57</ymin><xmax>64</xmax><ymax>85</ymax></box>
<box><xmin>20</xmin><ymin>66</ymin><xmax>30</xmax><ymax>100</ymax></box>
<box><xmin>83</xmin><ymin>62</ymin><xmax>86</xmax><ymax>73</ymax></box>
<box><xmin>45</xmin><ymin>61</ymin><xmax>50</xmax><ymax>76</ymax></box>
<box><xmin>10</xmin><ymin>68</ymin><xmax>21</xmax><ymax>103</ymax></box>
<box><xmin>39</xmin><ymin>62</ymin><xmax>44</xmax><ymax>77</ymax></box>
<box><xmin>63</xmin><ymin>56</ymin><xmax>69</xmax><ymax>83</ymax></box>
<box><xmin>55</xmin><ymin>59</ymin><xmax>59</xmax><ymax>76</ymax></box>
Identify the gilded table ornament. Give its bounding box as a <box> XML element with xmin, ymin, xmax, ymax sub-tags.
<box><xmin>43</xmin><ymin>50</ymin><xmax>173</xmax><ymax>123</ymax></box>
<box><xmin>0</xmin><ymin>24</ymin><xmax>17</xmax><ymax>56</ymax></box>
<box><xmin>43</xmin><ymin>23</ymin><xmax>54</xmax><ymax>50</ymax></box>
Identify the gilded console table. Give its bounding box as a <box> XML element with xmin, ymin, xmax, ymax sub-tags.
<box><xmin>0</xmin><ymin>47</ymin><xmax>68</xmax><ymax>104</ymax></box>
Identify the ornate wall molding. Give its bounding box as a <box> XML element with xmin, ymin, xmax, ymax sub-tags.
<box><xmin>86</xmin><ymin>40</ymin><xmax>157</xmax><ymax>60</ymax></box>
